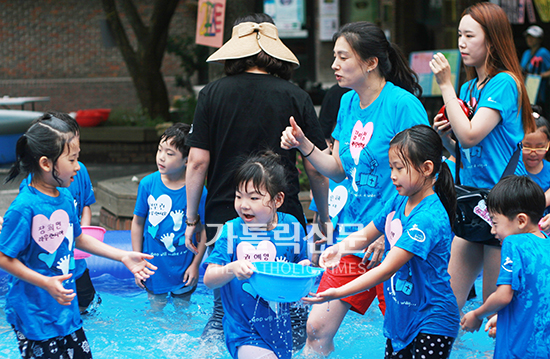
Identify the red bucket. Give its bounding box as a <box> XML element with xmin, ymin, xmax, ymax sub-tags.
<box><xmin>75</xmin><ymin>109</ymin><xmax>111</xmax><ymax>127</ymax></box>
<box><xmin>75</xmin><ymin>226</ymin><xmax>106</xmax><ymax>260</ymax></box>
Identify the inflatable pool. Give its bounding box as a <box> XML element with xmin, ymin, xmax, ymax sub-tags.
<box><xmin>0</xmin><ymin>231</ymin><xmax>496</xmax><ymax>358</ymax></box>
<box><xmin>0</xmin><ymin>109</ymin><xmax>43</xmax><ymax>164</ymax></box>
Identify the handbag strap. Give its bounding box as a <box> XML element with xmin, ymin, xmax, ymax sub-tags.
<box><xmin>455</xmin><ymin>141</ymin><xmax>522</xmax><ymax>186</ymax></box>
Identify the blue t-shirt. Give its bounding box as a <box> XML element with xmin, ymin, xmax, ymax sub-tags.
<box><xmin>458</xmin><ymin>73</ymin><xmax>526</xmax><ymax>188</ymax></box>
<box><xmin>526</xmin><ymin>159</ymin><xmax>550</xmax><ymax>191</ymax></box>
<box><xmin>309</xmin><ymin>178</ymin><xmax>350</xmax><ymax>233</ymax></box>
<box><xmin>332</xmin><ymin>82</ymin><xmax>428</xmax><ymax>230</ymax></box>
<box><xmin>495</xmin><ymin>232</ymin><xmax>550</xmax><ymax>358</ymax></box>
<box><xmin>521</xmin><ymin>47</ymin><xmax>550</xmax><ymax>103</ymax></box>
<box><xmin>205</xmin><ymin>213</ymin><xmax>307</xmax><ymax>359</ymax></box>
<box><xmin>0</xmin><ymin>186</ymin><xmax>83</xmax><ymax>340</ymax></box>
<box><xmin>20</xmin><ymin>162</ymin><xmax>96</xmax><ymax>280</ymax></box>
<box><xmin>372</xmin><ymin>194</ymin><xmax>460</xmax><ymax>351</ymax></box>
<box><xmin>133</xmin><ymin>171</ymin><xmax>207</xmax><ymax>294</ymax></box>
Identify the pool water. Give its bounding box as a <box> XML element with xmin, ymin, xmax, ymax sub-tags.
<box><xmin>0</xmin><ymin>275</ymin><xmax>495</xmax><ymax>358</ymax></box>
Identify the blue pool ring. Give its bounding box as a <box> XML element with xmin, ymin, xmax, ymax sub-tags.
<box><xmin>0</xmin><ymin>230</ymin><xmax>208</xmax><ymax>280</ymax></box>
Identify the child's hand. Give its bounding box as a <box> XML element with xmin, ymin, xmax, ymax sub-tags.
<box><xmin>134</xmin><ymin>276</ymin><xmax>145</xmax><ymax>289</ymax></box>
<box><xmin>183</xmin><ymin>264</ymin><xmax>200</xmax><ymax>288</ymax></box>
<box><xmin>319</xmin><ymin>244</ymin><xmax>342</xmax><ymax>269</ymax></box>
<box><xmin>460</xmin><ymin>310</ymin><xmax>483</xmax><ymax>332</ymax></box>
<box><xmin>538</xmin><ymin>214</ymin><xmax>550</xmax><ymax>233</ymax></box>
<box><xmin>302</xmin><ymin>287</ymin><xmax>339</xmax><ymax>304</ymax></box>
<box><xmin>485</xmin><ymin>315</ymin><xmax>497</xmax><ymax>338</ymax></box>
<box><xmin>228</xmin><ymin>260</ymin><xmax>255</xmax><ymax>281</ymax></box>
<box><xmin>44</xmin><ymin>273</ymin><xmax>76</xmax><ymax>306</ymax></box>
<box><xmin>121</xmin><ymin>252</ymin><xmax>157</xmax><ymax>281</ymax></box>
<box><xmin>298</xmin><ymin>259</ymin><xmax>311</xmax><ymax>266</ymax></box>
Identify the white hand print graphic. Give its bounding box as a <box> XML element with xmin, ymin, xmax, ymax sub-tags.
<box><xmin>160</xmin><ymin>233</ymin><xmax>176</xmax><ymax>252</ymax></box>
<box><xmin>170</xmin><ymin>210</ymin><xmax>184</xmax><ymax>231</ymax></box>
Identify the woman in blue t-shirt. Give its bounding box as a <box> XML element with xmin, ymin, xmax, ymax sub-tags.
<box><xmin>430</xmin><ymin>2</ymin><xmax>535</xmax><ymax>311</ymax></box>
<box><xmin>281</xmin><ymin>21</ymin><xmax>428</xmax><ymax>356</ymax></box>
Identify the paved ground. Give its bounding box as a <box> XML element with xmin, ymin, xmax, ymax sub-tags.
<box><xmin>0</xmin><ymin>162</ymin><xmax>157</xmax><ymax>224</ymax></box>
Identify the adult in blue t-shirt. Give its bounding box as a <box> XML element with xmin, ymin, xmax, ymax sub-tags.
<box><xmin>204</xmin><ymin>213</ymin><xmax>307</xmax><ymax>359</ymax></box>
<box><xmin>431</xmin><ymin>2</ymin><xmax>534</xmax><ymax>311</ymax></box>
<box><xmin>281</xmin><ymin>22</ymin><xmax>428</xmax><ymax>355</ymax></box>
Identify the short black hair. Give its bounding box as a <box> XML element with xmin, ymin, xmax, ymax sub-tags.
<box><xmin>160</xmin><ymin>123</ymin><xmax>191</xmax><ymax>158</ymax></box>
<box><xmin>487</xmin><ymin>175</ymin><xmax>546</xmax><ymax>223</ymax></box>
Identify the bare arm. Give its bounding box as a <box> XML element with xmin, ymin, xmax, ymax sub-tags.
<box><xmin>281</xmin><ymin>117</ymin><xmax>346</xmax><ymax>181</ymax></box>
<box><xmin>0</xmin><ymin>252</ymin><xmax>75</xmax><ymax>305</ymax></box>
<box><xmin>303</xmin><ymin>246</ymin><xmax>414</xmax><ymax>304</ymax></box>
<box><xmin>131</xmin><ymin>215</ymin><xmax>145</xmax><ymax>253</ymax></box>
<box><xmin>203</xmin><ymin>261</ymin><xmax>255</xmax><ymax>289</ymax></box>
<box><xmin>430</xmin><ymin>53</ymin><xmax>501</xmax><ymax>148</ymax></box>
<box><xmin>461</xmin><ymin>285</ymin><xmax>514</xmax><ymax>332</ymax></box>
<box><xmin>81</xmin><ymin>206</ymin><xmax>92</xmax><ymax>226</ymax></box>
<box><xmin>185</xmin><ymin>147</ymin><xmax>209</xmax><ymax>246</ymax></box>
<box><xmin>304</xmin><ymin>153</ymin><xmax>330</xmax><ymax>225</ymax></box>
<box><xmin>183</xmin><ymin>229</ymin><xmax>208</xmax><ymax>287</ymax></box>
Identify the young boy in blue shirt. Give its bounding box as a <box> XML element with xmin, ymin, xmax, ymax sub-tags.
<box><xmin>461</xmin><ymin>175</ymin><xmax>550</xmax><ymax>358</ymax></box>
<box><xmin>131</xmin><ymin>123</ymin><xmax>207</xmax><ymax>310</ymax></box>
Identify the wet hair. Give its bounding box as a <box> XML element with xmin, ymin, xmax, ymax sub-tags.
<box><xmin>462</xmin><ymin>2</ymin><xmax>535</xmax><ymax>134</ymax></box>
<box><xmin>390</xmin><ymin>125</ymin><xmax>456</xmax><ymax>227</ymax></box>
<box><xmin>4</xmin><ymin>112</ymin><xmax>79</xmax><ymax>185</ymax></box>
<box><xmin>487</xmin><ymin>175</ymin><xmax>545</xmax><ymax>223</ymax></box>
<box><xmin>160</xmin><ymin>122</ymin><xmax>191</xmax><ymax>158</ymax></box>
<box><xmin>224</xmin><ymin>13</ymin><xmax>294</xmax><ymax>80</ymax></box>
<box><xmin>333</xmin><ymin>21</ymin><xmax>422</xmax><ymax>97</ymax></box>
<box><xmin>233</xmin><ymin>151</ymin><xmax>287</xmax><ymax>202</ymax></box>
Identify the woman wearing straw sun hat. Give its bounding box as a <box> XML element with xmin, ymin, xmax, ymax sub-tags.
<box><xmin>184</xmin><ymin>13</ymin><xmax>329</xmax><ymax>352</ymax></box>
<box><xmin>521</xmin><ymin>25</ymin><xmax>550</xmax><ymax>111</ymax></box>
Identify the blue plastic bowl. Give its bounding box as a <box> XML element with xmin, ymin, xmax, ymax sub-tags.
<box><xmin>249</xmin><ymin>261</ymin><xmax>324</xmax><ymax>302</ymax></box>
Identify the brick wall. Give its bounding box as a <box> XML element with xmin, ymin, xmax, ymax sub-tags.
<box><xmin>0</xmin><ymin>0</ymin><xmax>196</xmax><ymax>112</ymax></box>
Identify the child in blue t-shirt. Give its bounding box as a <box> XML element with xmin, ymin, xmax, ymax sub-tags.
<box><xmin>304</xmin><ymin>125</ymin><xmax>460</xmax><ymax>358</ymax></box>
<box><xmin>19</xmin><ymin>113</ymin><xmax>100</xmax><ymax>313</ymax></box>
<box><xmin>461</xmin><ymin>175</ymin><xmax>550</xmax><ymax>358</ymax></box>
<box><xmin>0</xmin><ymin>113</ymin><xmax>156</xmax><ymax>359</ymax></box>
<box><xmin>522</xmin><ymin>109</ymin><xmax>550</xmax><ymax>212</ymax></box>
<box><xmin>203</xmin><ymin>151</ymin><xmax>310</xmax><ymax>359</ymax></box>
<box><xmin>132</xmin><ymin>123</ymin><xmax>207</xmax><ymax>310</ymax></box>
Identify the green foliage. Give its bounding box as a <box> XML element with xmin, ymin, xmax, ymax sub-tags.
<box><xmin>166</xmin><ymin>35</ymin><xmax>210</xmax><ymax>94</ymax></box>
<box><xmin>170</xmin><ymin>95</ymin><xmax>197</xmax><ymax>124</ymax></box>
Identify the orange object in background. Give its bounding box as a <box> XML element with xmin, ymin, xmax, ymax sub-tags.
<box><xmin>75</xmin><ymin>109</ymin><xmax>111</xmax><ymax>127</ymax></box>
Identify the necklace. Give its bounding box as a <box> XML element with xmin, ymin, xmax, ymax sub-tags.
<box><xmin>477</xmin><ymin>75</ymin><xmax>490</xmax><ymax>89</ymax></box>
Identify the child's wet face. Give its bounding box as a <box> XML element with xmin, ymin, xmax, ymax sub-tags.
<box><xmin>523</xmin><ymin>129</ymin><xmax>549</xmax><ymax>171</ymax></box>
<box><xmin>489</xmin><ymin>212</ymin><xmax>518</xmax><ymax>243</ymax></box>
<box><xmin>234</xmin><ymin>181</ymin><xmax>277</xmax><ymax>229</ymax></box>
<box><xmin>55</xmin><ymin>137</ymin><xmax>81</xmax><ymax>187</ymax></box>
<box><xmin>156</xmin><ymin>139</ymin><xmax>186</xmax><ymax>176</ymax></box>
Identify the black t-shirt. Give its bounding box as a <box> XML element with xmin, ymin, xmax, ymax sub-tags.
<box><xmin>318</xmin><ymin>84</ymin><xmax>350</xmax><ymax>139</ymax></box>
<box><xmin>187</xmin><ymin>72</ymin><xmax>327</xmax><ymax>238</ymax></box>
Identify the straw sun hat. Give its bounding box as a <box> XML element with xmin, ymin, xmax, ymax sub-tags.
<box><xmin>206</xmin><ymin>22</ymin><xmax>300</xmax><ymax>68</ymax></box>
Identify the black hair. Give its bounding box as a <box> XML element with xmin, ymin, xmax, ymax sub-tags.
<box><xmin>4</xmin><ymin>113</ymin><xmax>79</xmax><ymax>185</ymax></box>
<box><xmin>487</xmin><ymin>175</ymin><xmax>546</xmax><ymax>223</ymax></box>
<box><xmin>233</xmin><ymin>151</ymin><xmax>288</xmax><ymax>202</ymax></box>
<box><xmin>390</xmin><ymin>125</ymin><xmax>456</xmax><ymax>227</ymax></box>
<box><xmin>333</xmin><ymin>22</ymin><xmax>422</xmax><ymax>97</ymax></box>
<box><xmin>530</xmin><ymin>105</ymin><xmax>550</xmax><ymax>140</ymax></box>
<box><xmin>224</xmin><ymin>13</ymin><xmax>294</xmax><ymax>80</ymax></box>
<box><xmin>160</xmin><ymin>122</ymin><xmax>191</xmax><ymax>158</ymax></box>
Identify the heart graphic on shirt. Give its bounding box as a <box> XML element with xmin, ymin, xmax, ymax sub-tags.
<box><xmin>349</xmin><ymin>121</ymin><xmax>374</xmax><ymax>165</ymax></box>
<box><xmin>384</xmin><ymin>211</ymin><xmax>402</xmax><ymax>248</ymax></box>
<box><xmin>328</xmin><ymin>185</ymin><xmax>348</xmax><ymax>218</ymax></box>
<box><xmin>31</xmin><ymin>210</ymin><xmax>70</xmax><ymax>254</ymax></box>
<box><xmin>147</xmin><ymin>194</ymin><xmax>172</xmax><ymax>227</ymax></box>
<box><xmin>38</xmin><ymin>252</ymin><xmax>56</xmax><ymax>267</ymax></box>
<box><xmin>236</xmin><ymin>240</ymin><xmax>276</xmax><ymax>262</ymax></box>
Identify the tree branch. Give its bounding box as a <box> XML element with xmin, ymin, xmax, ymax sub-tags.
<box><xmin>120</xmin><ymin>0</ymin><xmax>148</xmax><ymax>41</ymax></box>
